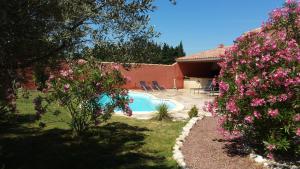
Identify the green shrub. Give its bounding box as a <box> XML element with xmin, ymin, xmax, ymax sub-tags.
<box><xmin>188</xmin><ymin>105</ymin><xmax>198</xmax><ymax>118</ymax></box>
<box><xmin>154</xmin><ymin>103</ymin><xmax>171</xmax><ymax>121</ymax></box>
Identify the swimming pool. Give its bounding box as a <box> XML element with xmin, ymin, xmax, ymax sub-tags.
<box><xmin>98</xmin><ymin>91</ymin><xmax>180</xmax><ymax>113</ymax></box>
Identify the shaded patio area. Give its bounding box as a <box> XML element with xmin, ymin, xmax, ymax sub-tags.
<box><xmin>176</xmin><ymin>45</ymin><xmax>229</xmax><ymax>89</ymax></box>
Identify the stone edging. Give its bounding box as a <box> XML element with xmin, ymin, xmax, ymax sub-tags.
<box><xmin>249</xmin><ymin>153</ymin><xmax>299</xmax><ymax>169</ymax></box>
<box><xmin>172</xmin><ymin>116</ymin><xmax>204</xmax><ymax>169</ymax></box>
<box><xmin>173</xmin><ymin>116</ymin><xmax>299</xmax><ymax>169</ymax></box>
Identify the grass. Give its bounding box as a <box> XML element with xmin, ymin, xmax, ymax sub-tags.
<box><xmin>0</xmin><ymin>90</ymin><xmax>186</xmax><ymax>169</ymax></box>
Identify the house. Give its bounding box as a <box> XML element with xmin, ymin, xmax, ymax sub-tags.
<box><xmin>22</xmin><ymin>46</ymin><xmax>228</xmax><ymax>90</ymax></box>
<box><xmin>175</xmin><ymin>44</ymin><xmax>230</xmax><ymax>89</ymax></box>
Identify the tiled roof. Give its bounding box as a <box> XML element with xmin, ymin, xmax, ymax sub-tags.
<box><xmin>176</xmin><ymin>28</ymin><xmax>261</xmax><ymax>63</ymax></box>
<box><xmin>243</xmin><ymin>27</ymin><xmax>262</xmax><ymax>36</ymax></box>
<box><xmin>176</xmin><ymin>46</ymin><xmax>231</xmax><ymax>62</ymax></box>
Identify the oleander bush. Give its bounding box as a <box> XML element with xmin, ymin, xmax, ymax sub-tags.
<box><xmin>34</xmin><ymin>59</ymin><xmax>132</xmax><ymax>136</ymax></box>
<box><xmin>188</xmin><ymin>105</ymin><xmax>198</xmax><ymax>118</ymax></box>
<box><xmin>205</xmin><ymin>0</ymin><xmax>300</xmax><ymax>159</ymax></box>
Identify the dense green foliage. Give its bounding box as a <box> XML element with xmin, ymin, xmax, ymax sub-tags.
<box><xmin>0</xmin><ymin>90</ymin><xmax>185</xmax><ymax>169</ymax></box>
<box><xmin>90</xmin><ymin>38</ymin><xmax>186</xmax><ymax>64</ymax></box>
<box><xmin>188</xmin><ymin>105</ymin><xmax>198</xmax><ymax>118</ymax></box>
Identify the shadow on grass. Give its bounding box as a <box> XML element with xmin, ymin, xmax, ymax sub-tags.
<box><xmin>0</xmin><ymin>114</ymin><xmax>175</xmax><ymax>169</ymax></box>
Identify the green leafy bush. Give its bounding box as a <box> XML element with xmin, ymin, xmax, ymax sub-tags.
<box><xmin>154</xmin><ymin>103</ymin><xmax>171</xmax><ymax>121</ymax></box>
<box><xmin>188</xmin><ymin>105</ymin><xmax>198</xmax><ymax>118</ymax></box>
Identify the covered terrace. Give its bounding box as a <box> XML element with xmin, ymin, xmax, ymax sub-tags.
<box><xmin>176</xmin><ymin>45</ymin><xmax>230</xmax><ymax>89</ymax></box>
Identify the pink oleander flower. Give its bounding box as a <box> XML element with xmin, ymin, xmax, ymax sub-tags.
<box><xmin>113</xmin><ymin>65</ymin><xmax>120</xmax><ymax>70</ymax></box>
<box><xmin>261</xmin><ymin>54</ymin><xmax>271</xmax><ymax>62</ymax></box>
<box><xmin>68</xmin><ymin>69</ymin><xmax>73</xmax><ymax>75</ymax></box>
<box><xmin>273</xmin><ymin>67</ymin><xmax>290</xmax><ymax>79</ymax></box>
<box><xmin>267</xmin><ymin>144</ymin><xmax>276</xmax><ymax>151</ymax></box>
<box><xmin>245</xmin><ymin>89</ymin><xmax>257</xmax><ymax>97</ymax></box>
<box><xmin>126</xmin><ymin>108</ymin><xmax>133</xmax><ymax>116</ymax></box>
<box><xmin>120</xmin><ymin>90</ymin><xmax>128</xmax><ymax>96</ymax></box>
<box><xmin>203</xmin><ymin>101</ymin><xmax>213</xmax><ymax>112</ymax></box>
<box><xmin>96</xmin><ymin>82</ymin><xmax>101</xmax><ymax>87</ymax></box>
<box><xmin>129</xmin><ymin>98</ymin><xmax>134</xmax><ymax>103</ymax></box>
<box><xmin>293</xmin><ymin>114</ymin><xmax>300</xmax><ymax>122</ymax></box>
<box><xmin>125</xmin><ymin>103</ymin><xmax>129</xmax><ymax>108</ymax></box>
<box><xmin>253</xmin><ymin>111</ymin><xmax>262</xmax><ymax>119</ymax></box>
<box><xmin>49</xmin><ymin>74</ymin><xmax>55</xmax><ymax>80</ymax></box>
<box><xmin>244</xmin><ymin>115</ymin><xmax>254</xmax><ymax>123</ymax></box>
<box><xmin>203</xmin><ymin>101</ymin><xmax>218</xmax><ymax>117</ymax></box>
<box><xmin>250</xmin><ymin>76</ymin><xmax>260</xmax><ymax>87</ymax></box>
<box><xmin>296</xmin><ymin>128</ymin><xmax>300</xmax><ymax>136</ymax></box>
<box><xmin>267</xmin><ymin>153</ymin><xmax>274</xmax><ymax>159</ymax></box>
<box><xmin>268</xmin><ymin>109</ymin><xmax>279</xmax><ymax>117</ymax></box>
<box><xmin>267</xmin><ymin>95</ymin><xmax>277</xmax><ymax>104</ymax></box>
<box><xmin>278</xmin><ymin>94</ymin><xmax>288</xmax><ymax>102</ymax></box>
<box><xmin>251</xmin><ymin>98</ymin><xmax>266</xmax><ymax>107</ymax></box>
<box><xmin>219</xmin><ymin>81</ymin><xmax>229</xmax><ymax>93</ymax></box>
<box><xmin>78</xmin><ymin>59</ymin><xmax>87</xmax><ymax>65</ymax></box>
<box><xmin>226</xmin><ymin>99</ymin><xmax>239</xmax><ymax>113</ymax></box>
<box><xmin>285</xmin><ymin>0</ymin><xmax>296</xmax><ymax>5</ymax></box>
<box><xmin>60</xmin><ymin>70</ymin><xmax>69</xmax><ymax>77</ymax></box>
<box><xmin>64</xmin><ymin>84</ymin><xmax>70</xmax><ymax>92</ymax></box>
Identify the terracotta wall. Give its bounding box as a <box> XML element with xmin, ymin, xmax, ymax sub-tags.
<box><xmin>22</xmin><ymin>62</ymin><xmax>184</xmax><ymax>90</ymax></box>
<box><xmin>110</xmin><ymin>63</ymin><xmax>184</xmax><ymax>89</ymax></box>
<box><xmin>21</xmin><ymin>67</ymin><xmax>36</xmax><ymax>89</ymax></box>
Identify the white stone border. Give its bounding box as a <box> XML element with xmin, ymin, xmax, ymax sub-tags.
<box><xmin>172</xmin><ymin>115</ymin><xmax>299</xmax><ymax>169</ymax></box>
<box><xmin>173</xmin><ymin>116</ymin><xmax>204</xmax><ymax>169</ymax></box>
<box><xmin>249</xmin><ymin>153</ymin><xmax>299</xmax><ymax>169</ymax></box>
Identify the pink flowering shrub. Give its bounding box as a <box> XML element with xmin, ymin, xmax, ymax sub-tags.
<box><xmin>207</xmin><ymin>1</ymin><xmax>300</xmax><ymax>158</ymax></box>
<box><xmin>37</xmin><ymin>59</ymin><xmax>131</xmax><ymax>135</ymax></box>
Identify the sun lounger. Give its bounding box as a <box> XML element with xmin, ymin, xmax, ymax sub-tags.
<box><xmin>152</xmin><ymin>81</ymin><xmax>165</xmax><ymax>91</ymax></box>
<box><xmin>139</xmin><ymin>81</ymin><xmax>152</xmax><ymax>92</ymax></box>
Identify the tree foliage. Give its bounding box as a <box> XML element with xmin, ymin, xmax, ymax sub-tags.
<box><xmin>0</xmin><ymin>0</ymin><xmax>158</xmax><ymax>115</ymax></box>
<box><xmin>90</xmin><ymin>39</ymin><xmax>186</xmax><ymax>64</ymax></box>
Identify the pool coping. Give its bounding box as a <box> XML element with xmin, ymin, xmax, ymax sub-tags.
<box><xmin>114</xmin><ymin>90</ymin><xmax>185</xmax><ymax>119</ymax></box>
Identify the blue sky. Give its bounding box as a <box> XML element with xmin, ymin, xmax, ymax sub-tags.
<box><xmin>150</xmin><ymin>0</ymin><xmax>285</xmax><ymax>55</ymax></box>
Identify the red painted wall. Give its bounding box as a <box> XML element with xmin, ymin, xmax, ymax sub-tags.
<box><xmin>21</xmin><ymin>67</ymin><xmax>36</xmax><ymax>89</ymax></box>
<box><xmin>22</xmin><ymin>62</ymin><xmax>184</xmax><ymax>90</ymax></box>
<box><xmin>105</xmin><ymin>62</ymin><xmax>184</xmax><ymax>89</ymax></box>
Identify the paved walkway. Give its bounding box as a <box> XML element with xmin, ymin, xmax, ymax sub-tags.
<box><xmin>147</xmin><ymin>89</ymin><xmax>215</xmax><ymax>119</ymax></box>
<box><xmin>181</xmin><ymin>117</ymin><xmax>264</xmax><ymax>169</ymax></box>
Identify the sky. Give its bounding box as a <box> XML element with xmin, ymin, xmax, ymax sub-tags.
<box><xmin>149</xmin><ymin>0</ymin><xmax>285</xmax><ymax>55</ymax></box>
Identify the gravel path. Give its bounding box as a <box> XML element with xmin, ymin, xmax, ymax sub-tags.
<box><xmin>181</xmin><ymin>117</ymin><xmax>264</xmax><ymax>169</ymax></box>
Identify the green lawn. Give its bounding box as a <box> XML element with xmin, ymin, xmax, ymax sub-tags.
<box><xmin>0</xmin><ymin>90</ymin><xmax>186</xmax><ymax>169</ymax></box>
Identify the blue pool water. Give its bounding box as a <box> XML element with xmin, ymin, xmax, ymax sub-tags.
<box><xmin>98</xmin><ymin>92</ymin><xmax>177</xmax><ymax>112</ymax></box>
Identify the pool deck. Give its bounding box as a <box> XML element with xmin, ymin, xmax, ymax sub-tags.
<box><xmin>129</xmin><ymin>89</ymin><xmax>216</xmax><ymax>120</ymax></box>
